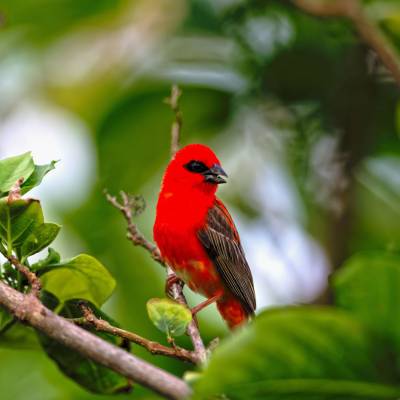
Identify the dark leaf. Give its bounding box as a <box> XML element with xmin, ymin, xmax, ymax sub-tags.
<box><xmin>39</xmin><ymin>297</ymin><xmax>132</xmax><ymax>394</ymax></box>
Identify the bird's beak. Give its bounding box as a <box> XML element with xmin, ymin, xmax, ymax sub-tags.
<box><xmin>203</xmin><ymin>164</ymin><xmax>228</xmax><ymax>184</ymax></box>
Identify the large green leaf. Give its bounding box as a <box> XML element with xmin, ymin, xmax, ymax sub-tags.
<box><xmin>0</xmin><ymin>198</ymin><xmax>44</xmax><ymax>254</ymax></box>
<box><xmin>333</xmin><ymin>253</ymin><xmax>400</xmax><ymax>350</ymax></box>
<box><xmin>194</xmin><ymin>307</ymin><xmax>399</xmax><ymax>400</ymax></box>
<box><xmin>20</xmin><ymin>223</ymin><xmax>61</xmax><ymax>258</ymax></box>
<box><xmin>40</xmin><ymin>254</ymin><xmax>116</xmax><ymax>307</ymax></box>
<box><xmin>39</xmin><ymin>296</ymin><xmax>132</xmax><ymax>394</ymax></box>
<box><xmin>20</xmin><ymin>161</ymin><xmax>57</xmax><ymax>195</ymax></box>
<box><xmin>0</xmin><ymin>152</ymin><xmax>35</xmax><ymax>194</ymax></box>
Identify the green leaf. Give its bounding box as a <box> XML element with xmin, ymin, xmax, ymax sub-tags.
<box><xmin>20</xmin><ymin>161</ymin><xmax>57</xmax><ymax>195</ymax></box>
<box><xmin>39</xmin><ymin>297</ymin><xmax>132</xmax><ymax>394</ymax></box>
<box><xmin>0</xmin><ymin>198</ymin><xmax>44</xmax><ymax>254</ymax></box>
<box><xmin>40</xmin><ymin>254</ymin><xmax>116</xmax><ymax>307</ymax></box>
<box><xmin>333</xmin><ymin>253</ymin><xmax>400</xmax><ymax>350</ymax></box>
<box><xmin>0</xmin><ymin>152</ymin><xmax>35</xmax><ymax>194</ymax></box>
<box><xmin>147</xmin><ymin>298</ymin><xmax>192</xmax><ymax>337</ymax></box>
<box><xmin>31</xmin><ymin>247</ymin><xmax>61</xmax><ymax>272</ymax></box>
<box><xmin>20</xmin><ymin>223</ymin><xmax>61</xmax><ymax>258</ymax></box>
<box><xmin>194</xmin><ymin>307</ymin><xmax>399</xmax><ymax>400</ymax></box>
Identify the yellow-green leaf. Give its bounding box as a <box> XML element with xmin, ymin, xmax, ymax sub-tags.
<box><xmin>147</xmin><ymin>298</ymin><xmax>192</xmax><ymax>337</ymax></box>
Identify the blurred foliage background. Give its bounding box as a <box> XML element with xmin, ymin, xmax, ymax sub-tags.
<box><xmin>1</xmin><ymin>0</ymin><xmax>400</xmax><ymax>399</ymax></box>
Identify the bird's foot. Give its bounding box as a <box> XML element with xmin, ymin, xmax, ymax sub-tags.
<box><xmin>191</xmin><ymin>293</ymin><xmax>222</xmax><ymax>316</ymax></box>
<box><xmin>165</xmin><ymin>274</ymin><xmax>184</xmax><ymax>298</ymax></box>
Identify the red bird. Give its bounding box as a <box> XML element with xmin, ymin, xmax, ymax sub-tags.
<box><xmin>153</xmin><ymin>144</ymin><xmax>256</xmax><ymax>329</ymax></box>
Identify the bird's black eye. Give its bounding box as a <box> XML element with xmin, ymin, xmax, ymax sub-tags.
<box><xmin>184</xmin><ymin>160</ymin><xmax>208</xmax><ymax>174</ymax></box>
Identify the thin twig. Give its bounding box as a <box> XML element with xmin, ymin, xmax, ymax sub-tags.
<box><xmin>105</xmin><ymin>192</ymin><xmax>207</xmax><ymax>364</ymax></box>
<box><xmin>79</xmin><ymin>303</ymin><xmax>198</xmax><ymax>364</ymax></box>
<box><xmin>164</xmin><ymin>84</ymin><xmax>207</xmax><ymax>363</ymax></box>
<box><xmin>8</xmin><ymin>255</ymin><xmax>41</xmax><ymax>297</ymax></box>
<box><xmin>105</xmin><ymin>188</ymin><xmax>206</xmax><ymax>362</ymax></box>
<box><xmin>105</xmin><ymin>85</ymin><xmax>207</xmax><ymax>364</ymax></box>
<box><xmin>104</xmin><ymin>190</ymin><xmax>164</xmax><ymax>266</ymax></box>
<box><xmin>105</xmin><ymin>86</ymin><xmax>208</xmax><ymax>364</ymax></box>
<box><xmin>173</xmin><ymin>286</ymin><xmax>207</xmax><ymax>362</ymax></box>
<box><xmin>292</xmin><ymin>0</ymin><xmax>400</xmax><ymax>88</ymax></box>
<box><xmin>165</xmin><ymin>85</ymin><xmax>182</xmax><ymax>156</ymax></box>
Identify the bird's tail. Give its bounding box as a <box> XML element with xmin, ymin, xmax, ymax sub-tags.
<box><xmin>216</xmin><ymin>296</ymin><xmax>252</xmax><ymax>330</ymax></box>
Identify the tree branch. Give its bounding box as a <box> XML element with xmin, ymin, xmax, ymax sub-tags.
<box><xmin>78</xmin><ymin>303</ymin><xmax>198</xmax><ymax>364</ymax></box>
<box><xmin>292</xmin><ymin>0</ymin><xmax>400</xmax><ymax>88</ymax></box>
<box><xmin>0</xmin><ymin>280</ymin><xmax>191</xmax><ymax>400</ymax></box>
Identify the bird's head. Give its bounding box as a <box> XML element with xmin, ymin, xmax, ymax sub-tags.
<box><xmin>162</xmin><ymin>144</ymin><xmax>228</xmax><ymax>194</ymax></box>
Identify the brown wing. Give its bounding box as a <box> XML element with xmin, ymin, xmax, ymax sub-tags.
<box><xmin>197</xmin><ymin>198</ymin><xmax>256</xmax><ymax>315</ymax></box>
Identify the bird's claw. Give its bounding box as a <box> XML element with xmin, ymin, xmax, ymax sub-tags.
<box><xmin>165</xmin><ymin>274</ymin><xmax>184</xmax><ymax>298</ymax></box>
